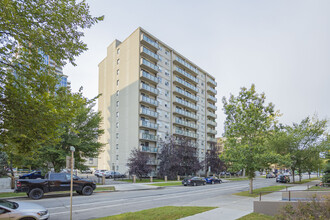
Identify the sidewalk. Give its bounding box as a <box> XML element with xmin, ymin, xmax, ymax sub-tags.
<box><xmin>180</xmin><ymin>180</ymin><xmax>321</xmax><ymax>220</ymax></box>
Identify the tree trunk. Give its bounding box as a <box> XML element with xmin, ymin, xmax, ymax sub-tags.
<box><xmin>308</xmin><ymin>172</ymin><xmax>311</xmax><ymax>179</ymax></box>
<box><xmin>298</xmin><ymin>168</ymin><xmax>302</xmax><ymax>182</ymax></box>
<box><xmin>249</xmin><ymin>178</ymin><xmax>253</xmax><ymax>194</ymax></box>
<box><xmin>292</xmin><ymin>169</ymin><xmax>295</xmax><ymax>183</ymax></box>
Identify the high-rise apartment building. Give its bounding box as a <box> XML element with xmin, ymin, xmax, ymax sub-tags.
<box><xmin>98</xmin><ymin>27</ymin><xmax>217</xmax><ymax>174</ymax></box>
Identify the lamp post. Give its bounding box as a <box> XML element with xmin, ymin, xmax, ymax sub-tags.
<box><xmin>70</xmin><ymin>146</ymin><xmax>75</xmax><ymax>220</ymax></box>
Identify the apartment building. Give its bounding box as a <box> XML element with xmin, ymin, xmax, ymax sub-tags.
<box><xmin>98</xmin><ymin>27</ymin><xmax>217</xmax><ymax>174</ymax></box>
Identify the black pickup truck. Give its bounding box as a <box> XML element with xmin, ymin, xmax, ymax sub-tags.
<box><xmin>15</xmin><ymin>172</ymin><xmax>96</xmax><ymax>200</ymax></box>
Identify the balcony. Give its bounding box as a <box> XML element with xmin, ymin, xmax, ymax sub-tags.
<box><xmin>146</xmin><ymin>159</ymin><xmax>158</xmax><ymax>165</ymax></box>
<box><xmin>141</xmin><ymin>47</ymin><xmax>159</xmax><ymax>62</ymax></box>
<box><xmin>207</xmin><ymin>120</ymin><xmax>217</xmax><ymax>127</ymax></box>
<box><xmin>140</xmin><ymin>133</ymin><xmax>157</xmax><ymax>142</ymax></box>
<box><xmin>207</xmin><ymin>112</ymin><xmax>217</xmax><ymax>119</ymax></box>
<box><xmin>207</xmin><ymin>86</ymin><xmax>217</xmax><ymax>95</ymax></box>
<box><xmin>174</xmin><ymin>129</ymin><xmax>198</xmax><ymax>139</ymax></box>
<box><xmin>141</xmin><ymin>58</ymin><xmax>159</xmax><ymax>73</ymax></box>
<box><xmin>141</xmin><ymin>34</ymin><xmax>159</xmax><ymax>51</ymax></box>
<box><xmin>173</xmin><ymin>76</ymin><xmax>198</xmax><ymax>93</ymax></box>
<box><xmin>207</xmin><ymin>128</ymin><xmax>217</xmax><ymax>135</ymax></box>
<box><xmin>140</xmin><ymin>108</ymin><xmax>158</xmax><ymax>118</ymax></box>
<box><xmin>207</xmin><ymin>78</ymin><xmax>217</xmax><ymax>87</ymax></box>
<box><xmin>140</xmin><ymin>120</ymin><xmax>158</xmax><ymax>130</ymax></box>
<box><xmin>207</xmin><ymin>103</ymin><xmax>217</xmax><ymax>111</ymax></box>
<box><xmin>207</xmin><ymin>137</ymin><xmax>217</xmax><ymax>143</ymax></box>
<box><xmin>173</xmin><ymin>66</ymin><xmax>198</xmax><ymax>84</ymax></box>
<box><xmin>174</xmin><ymin>97</ymin><xmax>198</xmax><ymax>111</ymax></box>
<box><xmin>140</xmin><ymin>70</ymin><xmax>159</xmax><ymax>85</ymax></box>
<box><xmin>174</xmin><ymin>56</ymin><xmax>198</xmax><ymax>75</ymax></box>
<box><xmin>174</xmin><ymin>108</ymin><xmax>198</xmax><ymax>120</ymax></box>
<box><xmin>140</xmin><ymin>95</ymin><xmax>158</xmax><ymax>107</ymax></box>
<box><xmin>207</xmin><ymin>95</ymin><xmax>217</xmax><ymax>103</ymax></box>
<box><xmin>141</xmin><ymin>146</ymin><xmax>158</xmax><ymax>153</ymax></box>
<box><xmin>140</xmin><ymin>83</ymin><xmax>159</xmax><ymax>95</ymax></box>
<box><xmin>174</xmin><ymin>117</ymin><xmax>197</xmax><ymax>129</ymax></box>
<box><xmin>174</xmin><ymin>87</ymin><xmax>198</xmax><ymax>102</ymax></box>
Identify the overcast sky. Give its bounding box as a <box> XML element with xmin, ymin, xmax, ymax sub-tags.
<box><xmin>64</xmin><ymin>0</ymin><xmax>330</xmax><ymax>135</ymax></box>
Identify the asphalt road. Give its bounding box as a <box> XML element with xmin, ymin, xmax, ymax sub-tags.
<box><xmin>11</xmin><ymin>177</ymin><xmax>289</xmax><ymax>220</ymax></box>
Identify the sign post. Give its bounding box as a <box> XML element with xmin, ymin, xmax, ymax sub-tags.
<box><xmin>70</xmin><ymin>146</ymin><xmax>75</xmax><ymax>220</ymax></box>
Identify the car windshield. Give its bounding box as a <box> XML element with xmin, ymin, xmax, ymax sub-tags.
<box><xmin>0</xmin><ymin>200</ymin><xmax>18</xmax><ymax>209</ymax></box>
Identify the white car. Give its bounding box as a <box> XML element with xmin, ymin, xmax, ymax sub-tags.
<box><xmin>94</xmin><ymin>170</ymin><xmax>108</xmax><ymax>177</ymax></box>
<box><xmin>0</xmin><ymin>199</ymin><xmax>49</xmax><ymax>220</ymax></box>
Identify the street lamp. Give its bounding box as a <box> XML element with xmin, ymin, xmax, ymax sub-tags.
<box><xmin>70</xmin><ymin>146</ymin><xmax>75</xmax><ymax>220</ymax></box>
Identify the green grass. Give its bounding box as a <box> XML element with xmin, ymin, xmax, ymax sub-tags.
<box><xmin>237</xmin><ymin>212</ymin><xmax>275</xmax><ymax>220</ymax></box>
<box><xmin>93</xmin><ymin>206</ymin><xmax>216</xmax><ymax>220</ymax></box>
<box><xmin>118</xmin><ymin>178</ymin><xmax>178</xmax><ymax>183</ymax></box>
<box><xmin>226</xmin><ymin>177</ymin><xmax>250</xmax><ymax>181</ymax></box>
<box><xmin>149</xmin><ymin>181</ymin><xmax>182</xmax><ymax>187</ymax></box>
<box><xmin>289</xmin><ymin>177</ymin><xmax>320</xmax><ymax>184</ymax></box>
<box><xmin>95</xmin><ymin>186</ymin><xmax>115</xmax><ymax>191</ymax></box>
<box><xmin>0</xmin><ymin>192</ymin><xmax>26</xmax><ymax>198</ymax></box>
<box><xmin>308</xmin><ymin>186</ymin><xmax>330</xmax><ymax>191</ymax></box>
<box><xmin>233</xmin><ymin>185</ymin><xmax>290</xmax><ymax>197</ymax></box>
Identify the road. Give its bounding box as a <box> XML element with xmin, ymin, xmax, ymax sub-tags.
<box><xmin>11</xmin><ymin>177</ymin><xmax>290</xmax><ymax>220</ymax></box>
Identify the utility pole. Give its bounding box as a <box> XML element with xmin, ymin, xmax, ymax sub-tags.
<box><xmin>70</xmin><ymin>146</ymin><xmax>75</xmax><ymax>220</ymax></box>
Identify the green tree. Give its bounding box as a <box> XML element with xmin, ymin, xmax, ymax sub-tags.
<box><xmin>0</xmin><ymin>0</ymin><xmax>103</xmax><ymax>156</ymax></box>
<box><xmin>127</xmin><ymin>149</ymin><xmax>152</xmax><ymax>180</ymax></box>
<box><xmin>222</xmin><ymin>84</ymin><xmax>283</xmax><ymax>193</ymax></box>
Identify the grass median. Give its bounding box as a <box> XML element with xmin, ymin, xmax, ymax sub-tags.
<box><xmin>289</xmin><ymin>177</ymin><xmax>320</xmax><ymax>184</ymax></box>
<box><xmin>149</xmin><ymin>181</ymin><xmax>182</xmax><ymax>187</ymax></box>
<box><xmin>93</xmin><ymin>206</ymin><xmax>216</xmax><ymax>220</ymax></box>
<box><xmin>237</xmin><ymin>212</ymin><xmax>274</xmax><ymax>220</ymax></box>
<box><xmin>233</xmin><ymin>185</ymin><xmax>290</xmax><ymax>197</ymax></box>
<box><xmin>226</xmin><ymin>177</ymin><xmax>250</xmax><ymax>181</ymax></box>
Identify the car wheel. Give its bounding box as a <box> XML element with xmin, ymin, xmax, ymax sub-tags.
<box><xmin>212</xmin><ymin>181</ymin><xmax>215</xmax><ymax>184</ymax></box>
<box><xmin>82</xmin><ymin>185</ymin><xmax>93</xmax><ymax>196</ymax></box>
<box><xmin>193</xmin><ymin>182</ymin><xmax>196</xmax><ymax>186</ymax></box>
<box><xmin>29</xmin><ymin>188</ymin><xmax>44</xmax><ymax>200</ymax></box>
<box><xmin>203</xmin><ymin>182</ymin><xmax>206</xmax><ymax>185</ymax></box>
<box><xmin>76</xmin><ymin>190</ymin><xmax>83</xmax><ymax>195</ymax></box>
<box><xmin>20</xmin><ymin>218</ymin><xmax>36</xmax><ymax>220</ymax></box>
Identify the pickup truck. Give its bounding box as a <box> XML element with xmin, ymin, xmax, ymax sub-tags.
<box><xmin>15</xmin><ymin>172</ymin><xmax>96</xmax><ymax>200</ymax></box>
<box><xmin>19</xmin><ymin>171</ymin><xmax>44</xmax><ymax>179</ymax></box>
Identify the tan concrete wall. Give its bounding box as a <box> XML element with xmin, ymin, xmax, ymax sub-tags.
<box><xmin>254</xmin><ymin>201</ymin><xmax>305</xmax><ymax>216</ymax></box>
<box><xmin>282</xmin><ymin>191</ymin><xmax>330</xmax><ymax>200</ymax></box>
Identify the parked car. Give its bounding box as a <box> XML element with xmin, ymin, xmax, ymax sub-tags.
<box><xmin>80</xmin><ymin>169</ymin><xmax>93</xmax><ymax>174</ymax></box>
<box><xmin>19</xmin><ymin>171</ymin><xmax>43</xmax><ymax>179</ymax></box>
<box><xmin>266</xmin><ymin>173</ymin><xmax>275</xmax><ymax>178</ymax></box>
<box><xmin>15</xmin><ymin>172</ymin><xmax>96</xmax><ymax>200</ymax></box>
<box><xmin>0</xmin><ymin>199</ymin><xmax>50</xmax><ymax>220</ymax></box>
<box><xmin>276</xmin><ymin>175</ymin><xmax>290</xmax><ymax>183</ymax></box>
<box><xmin>182</xmin><ymin>177</ymin><xmax>206</xmax><ymax>186</ymax></box>
<box><xmin>94</xmin><ymin>170</ymin><xmax>108</xmax><ymax>177</ymax></box>
<box><xmin>205</xmin><ymin>176</ymin><xmax>222</xmax><ymax>184</ymax></box>
<box><xmin>103</xmin><ymin>171</ymin><xmax>125</xmax><ymax>179</ymax></box>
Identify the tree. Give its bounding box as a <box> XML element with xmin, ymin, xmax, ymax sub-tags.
<box><xmin>127</xmin><ymin>149</ymin><xmax>152</xmax><ymax>179</ymax></box>
<box><xmin>158</xmin><ymin>136</ymin><xmax>202</xmax><ymax>178</ymax></box>
<box><xmin>323</xmin><ymin>150</ymin><xmax>330</xmax><ymax>184</ymax></box>
<box><xmin>0</xmin><ymin>149</ymin><xmax>8</xmax><ymax>177</ymax></box>
<box><xmin>222</xmin><ymin>84</ymin><xmax>283</xmax><ymax>194</ymax></box>
<box><xmin>205</xmin><ymin>146</ymin><xmax>225</xmax><ymax>175</ymax></box>
<box><xmin>0</xmin><ymin>0</ymin><xmax>103</xmax><ymax>156</ymax></box>
<box><xmin>269</xmin><ymin>116</ymin><xmax>328</xmax><ymax>183</ymax></box>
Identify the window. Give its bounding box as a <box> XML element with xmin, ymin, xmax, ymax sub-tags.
<box><xmin>116</xmin><ymin>101</ymin><xmax>119</xmax><ymax>107</ymax></box>
<box><xmin>116</xmin><ymin>155</ymin><xmax>119</xmax><ymax>160</ymax></box>
<box><xmin>117</xmin><ymin>80</ymin><xmax>119</xmax><ymax>86</ymax></box>
<box><xmin>165</xmin><ymin>103</ymin><xmax>168</xmax><ymax>108</ymax></box>
<box><xmin>116</xmin><ymin>112</ymin><xmax>119</xmax><ymax>118</ymax></box>
<box><xmin>116</xmin><ymin>133</ymin><xmax>119</xmax><ymax>139</ymax></box>
<box><xmin>158</xmin><ymin>66</ymin><xmax>162</xmax><ymax>73</ymax></box>
<box><xmin>165</xmin><ymin>71</ymin><xmax>170</xmax><ymax>76</ymax></box>
<box><xmin>202</xmin><ymin>89</ymin><xmax>204</xmax><ymax>94</ymax></box>
<box><xmin>116</xmin><ymin>122</ymin><xmax>119</xmax><ymax>128</ymax></box>
<box><xmin>201</xmin><ymin>82</ymin><xmax>204</xmax><ymax>86</ymax></box>
<box><xmin>158</xmin><ymin>76</ymin><xmax>162</xmax><ymax>83</ymax></box>
<box><xmin>165</xmin><ymin>50</ymin><xmax>169</xmax><ymax>55</ymax></box>
<box><xmin>116</xmin><ymin>144</ymin><xmax>119</xmax><ymax>149</ymax></box>
<box><xmin>117</xmin><ymin>69</ymin><xmax>119</xmax><ymax>75</ymax></box>
<box><xmin>116</xmin><ymin>90</ymin><xmax>119</xmax><ymax>96</ymax></box>
<box><xmin>165</xmin><ymin>81</ymin><xmax>169</xmax><ymax>86</ymax></box>
<box><xmin>165</xmin><ymin>59</ymin><xmax>170</xmax><ymax>66</ymax></box>
<box><xmin>117</xmin><ymin>59</ymin><xmax>120</xmax><ymax>64</ymax></box>
<box><xmin>117</xmin><ymin>48</ymin><xmax>120</xmax><ymax>54</ymax></box>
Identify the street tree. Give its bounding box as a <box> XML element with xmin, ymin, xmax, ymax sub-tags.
<box><xmin>127</xmin><ymin>149</ymin><xmax>152</xmax><ymax>180</ymax></box>
<box><xmin>0</xmin><ymin>0</ymin><xmax>103</xmax><ymax>156</ymax></box>
<box><xmin>205</xmin><ymin>145</ymin><xmax>225</xmax><ymax>175</ymax></box>
<box><xmin>222</xmin><ymin>84</ymin><xmax>283</xmax><ymax>194</ymax></box>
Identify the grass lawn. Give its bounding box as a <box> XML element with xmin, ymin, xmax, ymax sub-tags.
<box><xmin>237</xmin><ymin>212</ymin><xmax>275</xmax><ymax>220</ymax></box>
<box><xmin>233</xmin><ymin>185</ymin><xmax>290</xmax><ymax>197</ymax></box>
<box><xmin>308</xmin><ymin>186</ymin><xmax>330</xmax><ymax>191</ymax></box>
<box><xmin>95</xmin><ymin>186</ymin><xmax>115</xmax><ymax>191</ymax></box>
<box><xmin>0</xmin><ymin>192</ymin><xmax>26</xmax><ymax>198</ymax></box>
<box><xmin>93</xmin><ymin>206</ymin><xmax>216</xmax><ymax>220</ymax></box>
<box><xmin>226</xmin><ymin>177</ymin><xmax>250</xmax><ymax>181</ymax></box>
<box><xmin>118</xmin><ymin>178</ymin><xmax>178</xmax><ymax>183</ymax></box>
<box><xmin>289</xmin><ymin>177</ymin><xmax>320</xmax><ymax>184</ymax></box>
<box><xmin>149</xmin><ymin>181</ymin><xmax>182</xmax><ymax>187</ymax></box>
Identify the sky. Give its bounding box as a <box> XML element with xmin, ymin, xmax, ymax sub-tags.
<box><xmin>64</xmin><ymin>0</ymin><xmax>330</xmax><ymax>135</ymax></box>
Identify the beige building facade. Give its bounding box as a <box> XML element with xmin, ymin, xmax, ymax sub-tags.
<box><xmin>98</xmin><ymin>28</ymin><xmax>217</xmax><ymax>174</ymax></box>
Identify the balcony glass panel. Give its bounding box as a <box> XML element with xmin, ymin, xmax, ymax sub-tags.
<box><xmin>175</xmin><ymin>66</ymin><xmax>198</xmax><ymax>83</ymax></box>
<box><xmin>208</xmin><ymin>95</ymin><xmax>217</xmax><ymax>102</ymax></box>
<box><xmin>175</xmin><ymin>77</ymin><xmax>198</xmax><ymax>92</ymax></box>
<box><xmin>175</xmin><ymin>117</ymin><xmax>197</xmax><ymax>129</ymax></box>
<box><xmin>175</xmin><ymin>97</ymin><xmax>198</xmax><ymax>111</ymax></box>
<box><xmin>142</xmin><ymin>47</ymin><xmax>159</xmax><ymax>60</ymax></box>
<box><xmin>175</xmin><ymin>87</ymin><xmax>198</xmax><ymax>102</ymax></box>
<box><xmin>175</xmin><ymin>57</ymin><xmax>198</xmax><ymax>74</ymax></box>
<box><xmin>207</xmin><ymin>78</ymin><xmax>217</xmax><ymax>86</ymax></box>
<box><xmin>142</xmin><ymin>59</ymin><xmax>159</xmax><ymax>72</ymax></box>
<box><xmin>140</xmin><ymin>133</ymin><xmax>156</xmax><ymax>141</ymax></box>
<box><xmin>141</xmin><ymin>83</ymin><xmax>159</xmax><ymax>95</ymax></box>
<box><xmin>141</xmin><ymin>70</ymin><xmax>159</xmax><ymax>83</ymax></box>
<box><xmin>141</xmin><ymin>120</ymin><xmax>158</xmax><ymax>129</ymax></box>
<box><xmin>142</xmin><ymin>35</ymin><xmax>159</xmax><ymax>49</ymax></box>
<box><xmin>141</xmin><ymin>108</ymin><xmax>158</xmax><ymax>118</ymax></box>
<box><xmin>141</xmin><ymin>95</ymin><xmax>158</xmax><ymax>106</ymax></box>
<box><xmin>208</xmin><ymin>87</ymin><xmax>217</xmax><ymax>94</ymax></box>
<box><xmin>175</xmin><ymin>108</ymin><xmax>197</xmax><ymax>120</ymax></box>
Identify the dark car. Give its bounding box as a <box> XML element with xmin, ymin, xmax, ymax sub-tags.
<box><xmin>205</xmin><ymin>176</ymin><xmax>222</xmax><ymax>184</ymax></box>
<box><xmin>19</xmin><ymin>171</ymin><xmax>43</xmax><ymax>179</ymax></box>
<box><xmin>266</xmin><ymin>173</ymin><xmax>275</xmax><ymax>178</ymax></box>
<box><xmin>182</xmin><ymin>177</ymin><xmax>206</xmax><ymax>186</ymax></box>
<box><xmin>15</xmin><ymin>172</ymin><xmax>96</xmax><ymax>200</ymax></box>
<box><xmin>276</xmin><ymin>175</ymin><xmax>290</xmax><ymax>183</ymax></box>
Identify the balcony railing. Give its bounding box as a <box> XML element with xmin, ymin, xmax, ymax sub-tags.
<box><xmin>174</xmin><ymin>129</ymin><xmax>198</xmax><ymax>139</ymax></box>
<box><xmin>141</xmin><ymin>83</ymin><xmax>159</xmax><ymax>95</ymax></box>
<box><xmin>140</xmin><ymin>108</ymin><xmax>158</xmax><ymax>118</ymax></box>
<box><xmin>141</xmin><ymin>70</ymin><xmax>159</xmax><ymax>84</ymax></box>
<box><xmin>142</xmin><ymin>47</ymin><xmax>159</xmax><ymax>61</ymax></box>
<box><xmin>175</xmin><ymin>97</ymin><xmax>198</xmax><ymax>111</ymax></box>
<box><xmin>142</xmin><ymin>35</ymin><xmax>159</xmax><ymax>49</ymax></box>
<box><xmin>174</xmin><ymin>66</ymin><xmax>198</xmax><ymax>84</ymax></box>
<box><xmin>174</xmin><ymin>76</ymin><xmax>198</xmax><ymax>92</ymax></box>
<box><xmin>208</xmin><ymin>87</ymin><xmax>217</xmax><ymax>95</ymax></box>
<box><xmin>175</xmin><ymin>57</ymin><xmax>198</xmax><ymax>74</ymax></box>
<box><xmin>141</xmin><ymin>146</ymin><xmax>158</xmax><ymax>153</ymax></box>
<box><xmin>207</xmin><ymin>120</ymin><xmax>217</xmax><ymax>127</ymax></box>
<box><xmin>207</xmin><ymin>78</ymin><xmax>217</xmax><ymax>86</ymax></box>
<box><xmin>140</xmin><ymin>133</ymin><xmax>157</xmax><ymax>141</ymax></box>
<box><xmin>207</xmin><ymin>137</ymin><xmax>217</xmax><ymax>142</ymax></box>
<box><xmin>175</xmin><ymin>87</ymin><xmax>198</xmax><ymax>102</ymax></box>
<box><xmin>140</xmin><ymin>95</ymin><xmax>158</xmax><ymax>106</ymax></box>
<box><xmin>207</xmin><ymin>128</ymin><xmax>217</xmax><ymax>135</ymax></box>
<box><xmin>175</xmin><ymin>108</ymin><xmax>198</xmax><ymax>120</ymax></box>
<box><xmin>142</xmin><ymin>58</ymin><xmax>159</xmax><ymax>72</ymax></box>
<box><xmin>146</xmin><ymin>159</ymin><xmax>158</xmax><ymax>165</ymax></box>
<box><xmin>207</xmin><ymin>112</ymin><xmax>217</xmax><ymax>119</ymax></box>
<box><xmin>207</xmin><ymin>95</ymin><xmax>217</xmax><ymax>103</ymax></box>
<box><xmin>208</xmin><ymin>103</ymin><xmax>217</xmax><ymax>111</ymax></box>
<box><xmin>174</xmin><ymin>117</ymin><xmax>197</xmax><ymax>129</ymax></box>
<box><xmin>140</xmin><ymin>120</ymin><xmax>158</xmax><ymax>130</ymax></box>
